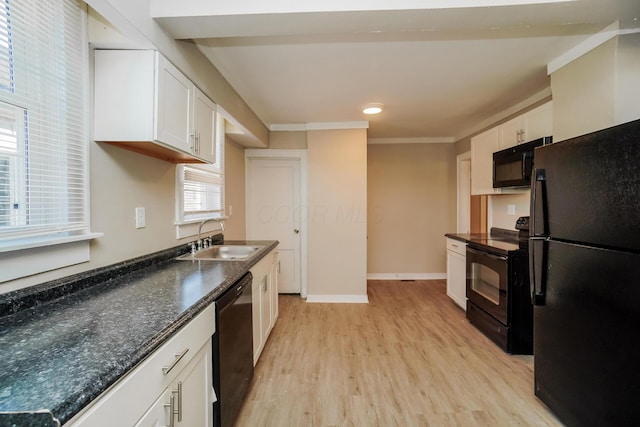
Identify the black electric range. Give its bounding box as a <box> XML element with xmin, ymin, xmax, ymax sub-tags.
<box><xmin>466</xmin><ymin>216</ymin><xmax>529</xmax><ymax>255</ymax></box>
<box><xmin>465</xmin><ymin>217</ymin><xmax>533</xmax><ymax>354</ymax></box>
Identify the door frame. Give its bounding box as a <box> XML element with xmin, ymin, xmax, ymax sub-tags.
<box><xmin>245</xmin><ymin>149</ymin><xmax>308</xmax><ymax>298</ymax></box>
<box><xmin>457</xmin><ymin>151</ymin><xmax>472</xmax><ymax>234</ymax></box>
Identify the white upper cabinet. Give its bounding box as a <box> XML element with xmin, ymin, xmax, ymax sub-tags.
<box><xmin>155</xmin><ymin>54</ymin><xmax>192</xmax><ymax>154</ymax></box>
<box><xmin>499</xmin><ymin>115</ymin><xmax>524</xmax><ymax>149</ymax></box>
<box><xmin>191</xmin><ymin>87</ymin><xmax>217</xmax><ymax>164</ymax></box>
<box><xmin>471</xmin><ymin>126</ymin><xmax>500</xmax><ymax>195</ymax></box>
<box><xmin>471</xmin><ymin>101</ymin><xmax>553</xmax><ymax>195</ymax></box>
<box><xmin>521</xmin><ymin>101</ymin><xmax>553</xmax><ymax>142</ymax></box>
<box><xmin>94</xmin><ymin>50</ymin><xmax>216</xmax><ymax>164</ymax></box>
<box><xmin>499</xmin><ymin>101</ymin><xmax>553</xmax><ymax>149</ymax></box>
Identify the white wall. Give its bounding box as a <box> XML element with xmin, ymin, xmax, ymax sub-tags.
<box><xmin>307</xmin><ymin>129</ymin><xmax>368</xmax><ymax>302</ymax></box>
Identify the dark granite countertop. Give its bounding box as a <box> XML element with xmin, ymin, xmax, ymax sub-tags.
<box><xmin>445</xmin><ymin>233</ymin><xmax>485</xmax><ymax>243</ymax></box>
<box><xmin>0</xmin><ymin>239</ymin><xmax>278</xmax><ymax>426</ymax></box>
<box><xmin>445</xmin><ymin>229</ymin><xmax>525</xmax><ymax>255</ymax></box>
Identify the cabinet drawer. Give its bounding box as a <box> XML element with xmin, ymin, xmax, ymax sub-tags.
<box><xmin>68</xmin><ymin>303</ymin><xmax>216</xmax><ymax>427</ymax></box>
<box><xmin>446</xmin><ymin>238</ymin><xmax>466</xmax><ymax>255</ymax></box>
<box><xmin>467</xmin><ymin>302</ymin><xmax>508</xmax><ymax>352</ymax></box>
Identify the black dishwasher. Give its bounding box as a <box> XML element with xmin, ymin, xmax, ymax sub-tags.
<box><xmin>213</xmin><ymin>272</ymin><xmax>254</xmax><ymax>427</ymax></box>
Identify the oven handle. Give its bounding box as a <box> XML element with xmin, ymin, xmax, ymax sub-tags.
<box><xmin>466</xmin><ymin>246</ymin><xmax>507</xmax><ymax>261</ymax></box>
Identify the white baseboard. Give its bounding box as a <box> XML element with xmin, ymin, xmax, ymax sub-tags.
<box><xmin>305</xmin><ymin>294</ymin><xmax>370</xmax><ymax>303</ymax></box>
<box><xmin>366</xmin><ymin>273</ymin><xmax>447</xmax><ymax>280</ymax></box>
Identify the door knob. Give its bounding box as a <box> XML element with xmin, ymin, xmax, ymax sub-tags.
<box><xmin>294</xmin><ymin>229</ymin><xmax>300</xmax><ymax>234</ymax></box>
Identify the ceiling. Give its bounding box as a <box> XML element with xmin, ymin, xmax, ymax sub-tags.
<box><xmin>150</xmin><ymin>0</ymin><xmax>640</xmax><ymax>142</ymax></box>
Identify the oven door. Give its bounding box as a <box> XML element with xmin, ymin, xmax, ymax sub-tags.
<box><xmin>466</xmin><ymin>246</ymin><xmax>508</xmax><ymax>324</ymax></box>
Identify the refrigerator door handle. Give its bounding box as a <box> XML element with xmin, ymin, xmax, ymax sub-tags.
<box><xmin>531</xmin><ymin>168</ymin><xmax>547</xmax><ymax>237</ymax></box>
<box><xmin>529</xmin><ymin>237</ymin><xmax>546</xmax><ymax>305</ymax></box>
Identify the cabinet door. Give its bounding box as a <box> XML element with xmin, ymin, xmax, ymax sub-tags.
<box><xmin>270</xmin><ymin>255</ymin><xmax>279</xmax><ymax>329</ymax></box>
<box><xmin>523</xmin><ymin>101</ymin><xmax>552</xmax><ymax>141</ymax></box>
<box><xmin>446</xmin><ymin>248</ymin><xmax>467</xmax><ymax>310</ymax></box>
<box><xmin>260</xmin><ymin>274</ymin><xmax>270</xmax><ymax>343</ymax></box>
<box><xmin>471</xmin><ymin>127</ymin><xmax>500</xmax><ymax>195</ymax></box>
<box><xmin>499</xmin><ymin>116</ymin><xmax>524</xmax><ymax>149</ymax></box>
<box><xmin>192</xmin><ymin>87</ymin><xmax>216</xmax><ymax>163</ymax></box>
<box><xmin>176</xmin><ymin>342</ymin><xmax>212</xmax><ymax>427</ymax></box>
<box><xmin>252</xmin><ymin>278</ymin><xmax>263</xmax><ymax>365</ymax></box>
<box><xmin>155</xmin><ymin>54</ymin><xmax>192</xmax><ymax>153</ymax></box>
<box><xmin>135</xmin><ymin>341</ymin><xmax>212</xmax><ymax>427</ymax></box>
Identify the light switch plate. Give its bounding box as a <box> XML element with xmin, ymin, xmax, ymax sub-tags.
<box><xmin>135</xmin><ymin>207</ymin><xmax>146</xmax><ymax>229</ymax></box>
<box><xmin>508</xmin><ymin>204</ymin><xmax>516</xmax><ymax>215</ymax></box>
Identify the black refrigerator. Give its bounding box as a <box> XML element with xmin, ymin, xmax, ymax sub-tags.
<box><xmin>529</xmin><ymin>118</ymin><xmax>640</xmax><ymax>426</ymax></box>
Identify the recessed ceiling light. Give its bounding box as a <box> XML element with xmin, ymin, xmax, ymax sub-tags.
<box><xmin>363</xmin><ymin>103</ymin><xmax>383</xmax><ymax>115</ymax></box>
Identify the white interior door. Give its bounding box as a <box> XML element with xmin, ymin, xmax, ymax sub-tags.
<box><xmin>246</xmin><ymin>151</ymin><xmax>306</xmax><ymax>295</ymax></box>
<box><xmin>457</xmin><ymin>152</ymin><xmax>471</xmax><ymax>234</ymax></box>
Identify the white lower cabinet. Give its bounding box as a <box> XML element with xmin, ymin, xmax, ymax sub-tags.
<box><xmin>135</xmin><ymin>342</ymin><xmax>212</xmax><ymax>427</ymax></box>
<box><xmin>250</xmin><ymin>247</ymin><xmax>280</xmax><ymax>365</ymax></box>
<box><xmin>446</xmin><ymin>238</ymin><xmax>467</xmax><ymax>310</ymax></box>
<box><xmin>67</xmin><ymin>304</ymin><xmax>215</xmax><ymax>427</ymax></box>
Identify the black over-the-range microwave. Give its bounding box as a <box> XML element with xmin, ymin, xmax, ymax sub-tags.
<box><xmin>493</xmin><ymin>136</ymin><xmax>552</xmax><ymax>188</ymax></box>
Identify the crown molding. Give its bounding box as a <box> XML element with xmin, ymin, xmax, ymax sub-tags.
<box><xmin>270</xmin><ymin>121</ymin><xmax>369</xmax><ymax>131</ymax></box>
<box><xmin>368</xmin><ymin>136</ymin><xmax>456</xmax><ymax>144</ymax></box>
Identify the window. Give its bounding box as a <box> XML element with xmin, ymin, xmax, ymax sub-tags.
<box><xmin>176</xmin><ymin>111</ymin><xmax>225</xmax><ymax>225</ymax></box>
<box><xmin>0</xmin><ymin>0</ymin><xmax>89</xmax><ymax>248</ymax></box>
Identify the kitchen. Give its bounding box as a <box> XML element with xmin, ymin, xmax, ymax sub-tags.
<box><xmin>1</xmin><ymin>0</ymin><xmax>640</xmax><ymax>426</ymax></box>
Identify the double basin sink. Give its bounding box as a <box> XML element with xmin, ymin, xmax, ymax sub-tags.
<box><xmin>176</xmin><ymin>245</ymin><xmax>264</xmax><ymax>261</ymax></box>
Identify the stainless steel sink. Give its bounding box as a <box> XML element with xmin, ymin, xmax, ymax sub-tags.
<box><xmin>176</xmin><ymin>245</ymin><xmax>264</xmax><ymax>261</ymax></box>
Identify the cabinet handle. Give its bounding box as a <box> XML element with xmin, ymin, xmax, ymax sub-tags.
<box><xmin>166</xmin><ymin>393</ymin><xmax>177</xmax><ymax>427</ymax></box>
<box><xmin>162</xmin><ymin>348</ymin><xmax>189</xmax><ymax>375</ymax></box>
<box><xmin>165</xmin><ymin>381</ymin><xmax>183</xmax><ymax>426</ymax></box>
<box><xmin>176</xmin><ymin>381</ymin><xmax>183</xmax><ymax>422</ymax></box>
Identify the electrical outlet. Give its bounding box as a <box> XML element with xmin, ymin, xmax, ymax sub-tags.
<box><xmin>508</xmin><ymin>204</ymin><xmax>516</xmax><ymax>215</ymax></box>
<box><xmin>228</xmin><ymin>205</ymin><xmax>233</xmax><ymax>216</ymax></box>
<box><xmin>135</xmin><ymin>207</ymin><xmax>146</xmax><ymax>229</ymax></box>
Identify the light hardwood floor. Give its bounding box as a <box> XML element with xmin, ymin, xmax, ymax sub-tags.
<box><xmin>236</xmin><ymin>280</ymin><xmax>562</xmax><ymax>427</ymax></box>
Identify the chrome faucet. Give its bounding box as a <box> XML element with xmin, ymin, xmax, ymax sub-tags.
<box><xmin>197</xmin><ymin>218</ymin><xmax>225</xmax><ymax>250</ymax></box>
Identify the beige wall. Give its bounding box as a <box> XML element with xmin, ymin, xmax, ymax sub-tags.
<box><xmin>490</xmin><ymin>192</ymin><xmax>530</xmax><ymax>230</ymax></box>
<box><xmin>3</xmin><ymin>131</ymin><xmax>245</xmax><ymax>292</ymax></box>
<box><xmin>367</xmin><ymin>143</ymin><xmax>456</xmax><ymax>276</ymax></box>
<box><xmin>307</xmin><ymin>129</ymin><xmax>368</xmax><ymax>300</ymax></box>
<box><xmin>616</xmin><ymin>34</ymin><xmax>640</xmax><ymax>124</ymax></box>
<box><xmin>2</xmin><ymin>3</ymin><xmax>264</xmax><ymax>292</ymax></box>
<box><xmin>223</xmin><ymin>138</ymin><xmax>247</xmax><ymax>240</ymax></box>
<box><xmin>551</xmin><ymin>33</ymin><xmax>640</xmax><ymax>141</ymax></box>
<box><xmin>551</xmin><ymin>38</ymin><xmax>617</xmax><ymax>142</ymax></box>
<box><xmin>269</xmin><ymin>131</ymin><xmax>307</xmax><ymax>149</ymax></box>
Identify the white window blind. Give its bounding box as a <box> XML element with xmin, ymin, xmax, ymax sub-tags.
<box><xmin>178</xmin><ymin>164</ymin><xmax>225</xmax><ymax>221</ymax></box>
<box><xmin>0</xmin><ymin>0</ymin><xmax>88</xmax><ymax>245</ymax></box>
<box><xmin>176</xmin><ymin>111</ymin><xmax>225</xmax><ymax>224</ymax></box>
